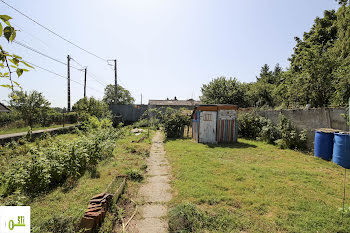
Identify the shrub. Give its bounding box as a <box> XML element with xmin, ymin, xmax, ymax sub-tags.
<box><xmin>1</xmin><ymin>125</ymin><xmax>118</xmax><ymax>197</ymax></box>
<box><xmin>238</xmin><ymin>113</ymin><xmax>270</xmax><ymax>139</ymax></box>
<box><xmin>260</xmin><ymin>121</ymin><xmax>280</xmax><ymax>144</ymax></box>
<box><xmin>277</xmin><ymin>114</ymin><xmax>307</xmax><ymax>150</ymax></box>
<box><xmin>0</xmin><ymin>111</ymin><xmax>22</xmax><ymax>127</ymax></box>
<box><xmin>238</xmin><ymin>112</ymin><xmax>307</xmax><ymax>150</ymax></box>
<box><xmin>163</xmin><ymin>108</ymin><xmax>191</xmax><ymax>138</ymax></box>
<box><xmin>65</xmin><ymin>112</ymin><xmax>78</xmax><ymax>124</ymax></box>
<box><xmin>125</xmin><ymin>169</ymin><xmax>143</xmax><ymax>182</ymax></box>
<box><xmin>138</xmin><ymin>108</ymin><xmax>164</xmax><ymax>129</ymax></box>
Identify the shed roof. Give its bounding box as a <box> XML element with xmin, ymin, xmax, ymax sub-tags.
<box><xmin>149</xmin><ymin>99</ymin><xmax>201</xmax><ymax>106</ymax></box>
<box><xmin>0</xmin><ymin>102</ymin><xmax>11</xmax><ymax>112</ymax></box>
<box><xmin>194</xmin><ymin>104</ymin><xmax>239</xmax><ymax>111</ymax></box>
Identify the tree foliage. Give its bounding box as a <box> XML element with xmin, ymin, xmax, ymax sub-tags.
<box><xmin>0</xmin><ymin>15</ymin><xmax>32</xmax><ymax>95</ymax></box>
<box><xmin>201</xmin><ymin>4</ymin><xmax>350</xmax><ymax>108</ymax></box>
<box><xmin>103</xmin><ymin>84</ymin><xmax>135</xmax><ymax>105</ymax></box>
<box><xmin>9</xmin><ymin>90</ymin><xmax>50</xmax><ymax>128</ymax></box>
<box><xmin>200</xmin><ymin>77</ymin><xmax>249</xmax><ymax>107</ymax></box>
<box><xmin>72</xmin><ymin>97</ymin><xmax>110</xmax><ymax>120</ymax></box>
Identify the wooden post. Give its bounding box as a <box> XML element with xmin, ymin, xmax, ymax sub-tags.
<box><xmin>84</xmin><ymin>67</ymin><xmax>87</xmax><ymax>98</ymax></box>
<box><xmin>67</xmin><ymin>55</ymin><xmax>71</xmax><ymax>112</ymax></box>
<box><xmin>114</xmin><ymin>60</ymin><xmax>117</xmax><ymax>104</ymax></box>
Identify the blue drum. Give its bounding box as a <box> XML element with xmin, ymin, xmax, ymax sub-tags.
<box><xmin>333</xmin><ymin>133</ymin><xmax>350</xmax><ymax>169</ymax></box>
<box><xmin>314</xmin><ymin>131</ymin><xmax>334</xmax><ymax>161</ymax></box>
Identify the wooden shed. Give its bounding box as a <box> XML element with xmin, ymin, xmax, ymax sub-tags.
<box><xmin>192</xmin><ymin>104</ymin><xmax>238</xmax><ymax>144</ymax></box>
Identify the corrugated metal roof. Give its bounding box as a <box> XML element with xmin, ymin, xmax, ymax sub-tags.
<box><xmin>0</xmin><ymin>102</ymin><xmax>11</xmax><ymax>112</ymax></box>
<box><xmin>148</xmin><ymin>99</ymin><xmax>201</xmax><ymax>106</ymax></box>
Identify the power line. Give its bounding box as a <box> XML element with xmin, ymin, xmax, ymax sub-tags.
<box><xmin>27</xmin><ymin>61</ymin><xmax>104</xmax><ymax>94</ymax></box>
<box><xmin>14</xmin><ymin>40</ymin><xmax>82</xmax><ymax>71</ymax></box>
<box><xmin>71</xmin><ymin>57</ymin><xmax>108</xmax><ymax>87</ymax></box>
<box><xmin>12</xmin><ymin>22</ymin><xmax>49</xmax><ymax>48</ymax></box>
<box><xmin>0</xmin><ymin>0</ymin><xmax>107</xmax><ymax>62</ymax></box>
<box><xmin>88</xmin><ymin>71</ymin><xmax>109</xmax><ymax>86</ymax></box>
<box><xmin>70</xmin><ymin>58</ymin><xmax>85</xmax><ymax>69</ymax></box>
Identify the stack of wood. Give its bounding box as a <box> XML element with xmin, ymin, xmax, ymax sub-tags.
<box><xmin>79</xmin><ymin>192</ymin><xmax>113</xmax><ymax>233</ymax></box>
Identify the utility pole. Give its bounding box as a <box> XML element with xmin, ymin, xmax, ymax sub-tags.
<box><xmin>114</xmin><ymin>59</ymin><xmax>118</xmax><ymax>104</ymax></box>
<box><xmin>141</xmin><ymin>93</ymin><xmax>142</xmax><ymax>105</ymax></box>
<box><xmin>84</xmin><ymin>67</ymin><xmax>87</xmax><ymax>98</ymax></box>
<box><xmin>67</xmin><ymin>55</ymin><xmax>71</xmax><ymax>112</ymax></box>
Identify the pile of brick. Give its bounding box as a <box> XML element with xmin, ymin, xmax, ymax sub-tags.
<box><xmin>79</xmin><ymin>192</ymin><xmax>113</xmax><ymax>233</ymax></box>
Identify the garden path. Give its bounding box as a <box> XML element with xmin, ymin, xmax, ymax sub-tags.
<box><xmin>127</xmin><ymin>131</ymin><xmax>171</xmax><ymax>233</ymax></box>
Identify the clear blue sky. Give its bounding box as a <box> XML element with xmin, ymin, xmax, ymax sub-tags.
<box><xmin>0</xmin><ymin>0</ymin><xmax>340</xmax><ymax>107</ymax></box>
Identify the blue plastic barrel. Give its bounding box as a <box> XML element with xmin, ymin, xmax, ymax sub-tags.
<box><xmin>333</xmin><ymin>133</ymin><xmax>350</xmax><ymax>169</ymax></box>
<box><xmin>314</xmin><ymin>131</ymin><xmax>334</xmax><ymax>161</ymax></box>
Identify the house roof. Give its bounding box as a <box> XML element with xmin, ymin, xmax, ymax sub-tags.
<box><xmin>0</xmin><ymin>102</ymin><xmax>11</xmax><ymax>112</ymax></box>
<box><xmin>148</xmin><ymin>99</ymin><xmax>201</xmax><ymax>106</ymax></box>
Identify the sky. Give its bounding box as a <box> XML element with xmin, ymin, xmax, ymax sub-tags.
<box><xmin>0</xmin><ymin>0</ymin><xmax>340</xmax><ymax>107</ymax></box>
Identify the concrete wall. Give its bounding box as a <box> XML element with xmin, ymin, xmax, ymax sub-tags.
<box><xmin>255</xmin><ymin>108</ymin><xmax>348</xmax><ymax>148</ymax></box>
<box><xmin>110</xmin><ymin>104</ymin><xmax>196</xmax><ymax>123</ymax></box>
<box><xmin>109</xmin><ymin>105</ymin><xmax>148</xmax><ymax>123</ymax></box>
<box><xmin>0</xmin><ymin>125</ymin><xmax>77</xmax><ymax>145</ymax></box>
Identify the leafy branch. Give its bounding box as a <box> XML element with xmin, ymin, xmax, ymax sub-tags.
<box><xmin>0</xmin><ymin>14</ymin><xmax>33</xmax><ymax>96</ymax></box>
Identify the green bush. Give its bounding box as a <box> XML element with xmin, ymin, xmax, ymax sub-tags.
<box><xmin>65</xmin><ymin>112</ymin><xmax>78</xmax><ymax>124</ymax></box>
<box><xmin>163</xmin><ymin>108</ymin><xmax>190</xmax><ymax>138</ymax></box>
<box><xmin>260</xmin><ymin>121</ymin><xmax>280</xmax><ymax>144</ymax></box>
<box><xmin>238</xmin><ymin>113</ymin><xmax>270</xmax><ymax>139</ymax></box>
<box><xmin>125</xmin><ymin>169</ymin><xmax>143</xmax><ymax>182</ymax></box>
<box><xmin>238</xmin><ymin>113</ymin><xmax>307</xmax><ymax>150</ymax></box>
<box><xmin>1</xmin><ymin>124</ymin><xmax>118</xmax><ymax>197</ymax></box>
<box><xmin>277</xmin><ymin>114</ymin><xmax>307</xmax><ymax>150</ymax></box>
<box><xmin>0</xmin><ymin>111</ymin><xmax>22</xmax><ymax>127</ymax></box>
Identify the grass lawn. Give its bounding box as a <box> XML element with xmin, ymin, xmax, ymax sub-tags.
<box><xmin>0</xmin><ymin>123</ymin><xmax>76</xmax><ymax>135</ymax></box>
<box><xmin>29</xmin><ymin>129</ymin><xmax>153</xmax><ymax>232</ymax></box>
<box><xmin>165</xmin><ymin>138</ymin><xmax>350</xmax><ymax>233</ymax></box>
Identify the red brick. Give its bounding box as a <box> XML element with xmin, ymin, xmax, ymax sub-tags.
<box><xmin>79</xmin><ymin>217</ymin><xmax>95</xmax><ymax>233</ymax></box>
<box><xmin>91</xmin><ymin>192</ymin><xmax>106</xmax><ymax>200</ymax></box>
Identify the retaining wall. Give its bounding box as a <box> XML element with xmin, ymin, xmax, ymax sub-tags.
<box><xmin>254</xmin><ymin>108</ymin><xmax>348</xmax><ymax>149</ymax></box>
<box><xmin>0</xmin><ymin>125</ymin><xmax>77</xmax><ymax>145</ymax></box>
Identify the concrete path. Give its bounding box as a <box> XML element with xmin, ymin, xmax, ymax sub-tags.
<box><xmin>128</xmin><ymin>131</ymin><xmax>171</xmax><ymax>233</ymax></box>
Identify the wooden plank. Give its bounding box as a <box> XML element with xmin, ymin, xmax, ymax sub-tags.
<box><xmin>217</xmin><ymin>105</ymin><xmax>239</xmax><ymax>110</ymax></box>
<box><xmin>196</xmin><ymin>106</ymin><xmax>218</xmax><ymax>111</ymax></box>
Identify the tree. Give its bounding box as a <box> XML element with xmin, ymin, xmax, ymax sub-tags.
<box><xmin>9</xmin><ymin>90</ymin><xmax>50</xmax><ymax>128</ymax></box>
<box><xmin>103</xmin><ymin>84</ymin><xmax>135</xmax><ymax>105</ymax></box>
<box><xmin>286</xmin><ymin>9</ymin><xmax>338</xmax><ymax>107</ymax></box>
<box><xmin>245</xmin><ymin>64</ymin><xmax>283</xmax><ymax>108</ymax></box>
<box><xmin>72</xmin><ymin>97</ymin><xmax>110</xmax><ymax>119</ymax></box>
<box><xmin>200</xmin><ymin>77</ymin><xmax>249</xmax><ymax>107</ymax></box>
<box><xmin>0</xmin><ymin>15</ymin><xmax>32</xmax><ymax>95</ymax></box>
<box><xmin>337</xmin><ymin>0</ymin><xmax>349</xmax><ymax>6</ymax></box>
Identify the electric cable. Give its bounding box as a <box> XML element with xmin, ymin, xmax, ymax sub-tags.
<box><xmin>0</xmin><ymin>0</ymin><xmax>107</xmax><ymax>62</ymax></box>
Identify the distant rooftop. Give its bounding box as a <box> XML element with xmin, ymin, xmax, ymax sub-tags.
<box><xmin>149</xmin><ymin>99</ymin><xmax>201</xmax><ymax>106</ymax></box>
<box><xmin>0</xmin><ymin>102</ymin><xmax>11</xmax><ymax>112</ymax></box>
